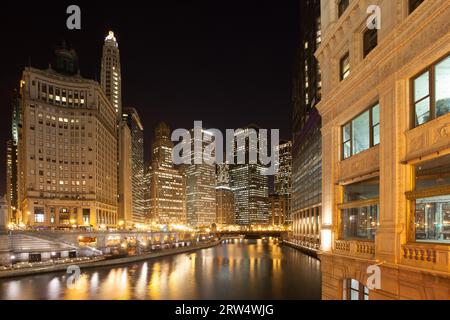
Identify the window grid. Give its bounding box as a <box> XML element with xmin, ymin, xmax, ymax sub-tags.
<box><xmin>412</xmin><ymin>54</ymin><xmax>450</xmax><ymax>128</ymax></box>
<box><xmin>341</xmin><ymin>103</ymin><xmax>380</xmax><ymax>160</ymax></box>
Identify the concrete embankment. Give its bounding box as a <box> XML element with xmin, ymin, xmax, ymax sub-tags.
<box><xmin>282</xmin><ymin>240</ymin><xmax>319</xmax><ymax>259</ymax></box>
<box><xmin>0</xmin><ymin>240</ymin><xmax>221</xmax><ymax>279</ymax></box>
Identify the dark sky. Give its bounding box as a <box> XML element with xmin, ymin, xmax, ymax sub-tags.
<box><xmin>0</xmin><ymin>0</ymin><xmax>300</xmax><ymax>194</ymax></box>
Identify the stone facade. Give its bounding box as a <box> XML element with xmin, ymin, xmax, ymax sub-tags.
<box><xmin>18</xmin><ymin>66</ymin><xmax>118</xmax><ymax>229</ymax></box>
<box><xmin>317</xmin><ymin>0</ymin><xmax>450</xmax><ymax>299</ymax></box>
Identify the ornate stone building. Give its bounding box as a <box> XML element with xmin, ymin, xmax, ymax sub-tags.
<box><xmin>18</xmin><ymin>47</ymin><xmax>118</xmax><ymax>229</ymax></box>
<box><xmin>317</xmin><ymin>0</ymin><xmax>450</xmax><ymax>299</ymax></box>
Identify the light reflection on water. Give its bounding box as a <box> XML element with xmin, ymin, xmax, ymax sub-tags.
<box><xmin>0</xmin><ymin>239</ymin><xmax>321</xmax><ymax>300</ymax></box>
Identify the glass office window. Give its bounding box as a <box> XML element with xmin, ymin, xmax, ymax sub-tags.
<box><xmin>342</xmin><ymin>103</ymin><xmax>379</xmax><ymax>159</ymax></box>
<box><xmin>411</xmin><ymin>154</ymin><xmax>450</xmax><ymax>244</ymax></box>
<box><xmin>435</xmin><ymin>57</ymin><xmax>450</xmax><ymax>117</ymax></box>
<box><xmin>414</xmin><ymin>71</ymin><xmax>431</xmax><ymax>126</ymax></box>
<box><xmin>413</xmin><ymin>55</ymin><xmax>450</xmax><ymax>127</ymax></box>
<box><xmin>342</xmin><ymin>205</ymin><xmax>378</xmax><ymax>240</ymax></box>
<box><xmin>415</xmin><ymin>195</ymin><xmax>450</xmax><ymax>243</ymax></box>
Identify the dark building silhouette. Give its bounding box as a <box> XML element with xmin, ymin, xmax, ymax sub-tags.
<box><xmin>291</xmin><ymin>0</ymin><xmax>322</xmax><ymax>252</ymax></box>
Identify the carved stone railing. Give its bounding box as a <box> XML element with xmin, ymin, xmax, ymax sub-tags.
<box><xmin>334</xmin><ymin>240</ymin><xmax>375</xmax><ymax>259</ymax></box>
<box><xmin>335</xmin><ymin>240</ymin><xmax>350</xmax><ymax>252</ymax></box>
<box><xmin>356</xmin><ymin>241</ymin><xmax>376</xmax><ymax>255</ymax></box>
<box><xmin>401</xmin><ymin>243</ymin><xmax>450</xmax><ymax>273</ymax></box>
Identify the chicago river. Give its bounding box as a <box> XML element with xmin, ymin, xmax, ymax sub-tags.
<box><xmin>0</xmin><ymin>239</ymin><xmax>321</xmax><ymax>300</ymax></box>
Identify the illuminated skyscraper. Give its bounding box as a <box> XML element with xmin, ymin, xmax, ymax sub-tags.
<box><xmin>185</xmin><ymin>129</ymin><xmax>217</xmax><ymax>227</ymax></box>
<box><xmin>118</xmin><ymin>121</ymin><xmax>132</xmax><ymax>228</ymax></box>
<box><xmin>17</xmin><ymin>46</ymin><xmax>118</xmax><ymax>228</ymax></box>
<box><xmin>101</xmin><ymin>31</ymin><xmax>122</xmax><ymax>118</ymax></box>
<box><xmin>274</xmin><ymin>140</ymin><xmax>292</xmax><ymax>222</ymax></box>
<box><xmin>291</xmin><ymin>0</ymin><xmax>322</xmax><ymax>252</ymax></box>
<box><xmin>229</xmin><ymin>125</ymin><xmax>269</xmax><ymax>226</ymax></box>
<box><xmin>216</xmin><ymin>187</ymin><xmax>235</xmax><ymax>227</ymax></box>
<box><xmin>6</xmin><ymin>90</ymin><xmax>21</xmax><ymax>223</ymax></box>
<box><xmin>269</xmin><ymin>194</ymin><xmax>288</xmax><ymax>226</ymax></box>
<box><xmin>122</xmin><ymin>107</ymin><xmax>145</xmax><ymax>225</ymax></box>
<box><xmin>216</xmin><ymin>164</ymin><xmax>235</xmax><ymax>226</ymax></box>
<box><xmin>149</xmin><ymin>122</ymin><xmax>186</xmax><ymax>224</ymax></box>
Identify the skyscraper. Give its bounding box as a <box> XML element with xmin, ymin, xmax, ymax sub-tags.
<box><xmin>269</xmin><ymin>194</ymin><xmax>287</xmax><ymax>227</ymax></box>
<box><xmin>291</xmin><ymin>0</ymin><xmax>322</xmax><ymax>252</ymax></box>
<box><xmin>6</xmin><ymin>89</ymin><xmax>21</xmax><ymax>224</ymax></box>
<box><xmin>122</xmin><ymin>107</ymin><xmax>145</xmax><ymax>225</ymax></box>
<box><xmin>229</xmin><ymin>125</ymin><xmax>269</xmax><ymax>226</ymax></box>
<box><xmin>274</xmin><ymin>140</ymin><xmax>292</xmax><ymax>222</ymax></box>
<box><xmin>185</xmin><ymin>129</ymin><xmax>217</xmax><ymax>228</ymax></box>
<box><xmin>148</xmin><ymin>122</ymin><xmax>186</xmax><ymax>225</ymax></box>
<box><xmin>17</xmin><ymin>46</ymin><xmax>118</xmax><ymax>228</ymax></box>
<box><xmin>101</xmin><ymin>31</ymin><xmax>122</xmax><ymax>119</ymax></box>
<box><xmin>216</xmin><ymin>164</ymin><xmax>235</xmax><ymax>227</ymax></box>
<box><xmin>118</xmin><ymin>121</ymin><xmax>132</xmax><ymax>228</ymax></box>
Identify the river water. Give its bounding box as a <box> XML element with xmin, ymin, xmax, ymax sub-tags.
<box><xmin>0</xmin><ymin>239</ymin><xmax>321</xmax><ymax>300</ymax></box>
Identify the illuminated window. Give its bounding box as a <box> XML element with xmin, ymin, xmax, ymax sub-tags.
<box><xmin>343</xmin><ymin>279</ymin><xmax>369</xmax><ymax>300</ymax></box>
<box><xmin>34</xmin><ymin>207</ymin><xmax>45</xmax><ymax>223</ymax></box>
<box><xmin>408</xmin><ymin>154</ymin><xmax>450</xmax><ymax>244</ymax></box>
<box><xmin>340</xmin><ymin>178</ymin><xmax>379</xmax><ymax>240</ymax></box>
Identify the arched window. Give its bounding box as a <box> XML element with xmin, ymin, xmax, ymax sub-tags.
<box><xmin>343</xmin><ymin>279</ymin><xmax>369</xmax><ymax>300</ymax></box>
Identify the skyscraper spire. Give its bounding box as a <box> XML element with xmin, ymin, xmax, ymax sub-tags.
<box><xmin>101</xmin><ymin>30</ymin><xmax>122</xmax><ymax>119</ymax></box>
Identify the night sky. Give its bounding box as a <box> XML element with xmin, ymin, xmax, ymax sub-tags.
<box><xmin>0</xmin><ymin>1</ymin><xmax>300</xmax><ymax>194</ymax></box>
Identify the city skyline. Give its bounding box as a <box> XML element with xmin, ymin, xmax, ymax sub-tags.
<box><xmin>0</xmin><ymin>1</ymin><xmax>298</xmax><ymax>195</ymax></box>
<box><xmin>0</xmin><ymin>0</ymin><xmax>449</xmax><ymax>304</ymax></box>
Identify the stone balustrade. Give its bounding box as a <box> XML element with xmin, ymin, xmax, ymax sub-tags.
<box><xmin>401</xmin><ymin>243</ymin><xmax>450</xmax><ymax>273</ymax></box>
<box><xmin>334</xmin><ymin>239</ymin><xmax>375</xmax><ymax>259</ymax></box>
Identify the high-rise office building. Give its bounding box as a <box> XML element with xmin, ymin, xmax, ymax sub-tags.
<box><xmin>17</xmin><ymin>46</ymin><xmax>118</xmax><ymax>228</ymax></box>
<box><xmin>291</xmin><ymin>0</ymin><xmax>322</xmax><ymax>252</ymax></box>
<box><xmin>216</xmin><ymin>187</ymin><xmax>235</xmax><ymax>227</ymax></box>
<box><xmin>6</xmin><ymin>90</ymin><xmax>21</xmax><ymax>223</ymax></box>
<box><xmin>148</xmin><ymin>122</ymin><xmax>185</xmax><ymax>224</ymax></box>
<box><xmin>215</xmin><ymin>164</ymin><xmax>235</xmax><ymax>226</ymax></box>
<box><xmin>185</xmin><ymin>129</ymin><xmax>217</xmax><ymax>227</ymax></box>
<box><xmin>6</xmin><ymin>140</ymin><xmax>18</xmax><ymax>224</ymax></box>
<box><xmin>274</xmin><ymin>140</ymin><xmax>292</xmax><ymax>222</ymax></box>
<box><xmin>229</xmin><ymin>125</ymin><xmax>269</xmax><ymax>226</ymax></box>
<box><xmin>101</xmin><ymin>31</ymin><xmax>122</xmax><ymax>119</ymax></box>
<box><xmin>317</xmin><ymin>0</ymin><xmax>449</xmax><ymax>299</ymax></box>
<box><xmin>143</xmin><ymin>165</ymin><xmax>151</xmax><ymax>222</ymax></box>
<box><xmin>269</xmin><ymin>194</ymin><xmax>288</xmax><ymax>227</ymax></box>
<box><xmin>100</xmin><ymin>31</ymin><xmax>136</xmax><ymax>227</ymax></box>
<box><xmin>118</xmin><ymin>121</ymin><xmax>132</xmax><ymax>228</ymax></box>
<box><xmin>122</xmin><ymin>107</ymin><xmax>145</xmax><ymax>225</ymax></box>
